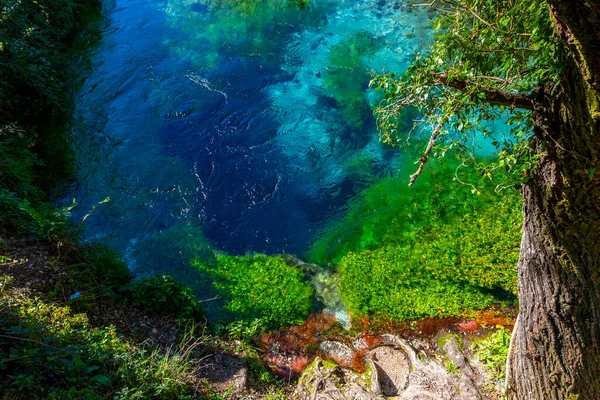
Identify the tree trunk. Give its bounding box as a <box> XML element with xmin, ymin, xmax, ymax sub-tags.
<box><xmin>505</xmin><ymin>33</ymin><xmax>600</xmax><ymax>400</ymax></box>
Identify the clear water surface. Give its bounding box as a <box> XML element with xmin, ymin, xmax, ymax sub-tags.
<box><xmin>66</xmin><ymin>0</ymin><xmax>433</xmax><ymax>287</ymax></box>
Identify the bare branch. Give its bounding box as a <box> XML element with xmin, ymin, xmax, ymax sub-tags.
<box><xmin>409</xmin><ymin>124</ymin><xmax>441</xmax><ymax>186</ymax></box>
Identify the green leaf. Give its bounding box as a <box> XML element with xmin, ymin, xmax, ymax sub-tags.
<box><xmin>92</xmin><ymin>374</ymin><xmax>112</xmax><ymax>386</ymax></box>
<box><xmin>86</xmin><ymin>365</ymin><xmax>100</xmax><ymax>373</ymax></box>
<box><xmin>587</xmin><ymin>167</ymin><xmax>596</xmax><ymax>177</ymax></box>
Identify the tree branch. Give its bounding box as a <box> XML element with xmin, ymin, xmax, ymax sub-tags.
<box><xmin>436</xmin><ymin>73</ymin><xmax>535</xmax><ymax>110</ymax></box>
<box><xmin>409</xmin><ymin>124</ymin><xmax>441</xmax><ymax>186</ymax></box>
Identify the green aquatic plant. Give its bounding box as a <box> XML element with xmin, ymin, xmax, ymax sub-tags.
<box><xmin>322</xmin><ymin>31</ymin><xmax>385</xmax><ymax>130</ymax></box>
<box><xmin>132</xmin><ymin>221</ymin><xmax>215</xmax><ymax>277</ymax></box>
<box><xmin>193</xmin><ymin>254</ymin><xmax>313</xmax><ymax>328</ymax></box>
<box><xmin>338</xmin><ymin>244</ymin><xmax>511</xmax><ymax>321</ymax></box>
<box><xmin>309</xmin><ymin>153</ymin><xmax>520</xmax><ymax>321</ymax></box>
<box><xmin>332</xmin><ymin>188</ymin><xmax>520</xmax><ymax>320</ymax></box>
<box><xmin>342</xmin><ymin>153</ymin><xmax>380</xmax><ymax>182</ymax></box>
<box><xmin>308</xmin><ymin>154</ymin><xmax>520</xmax><ymax>265</ymax></box>
<box><xmin>166</xmin><ymin>0</ymin><xmax>321</xmax><ymax>69</ymax></box>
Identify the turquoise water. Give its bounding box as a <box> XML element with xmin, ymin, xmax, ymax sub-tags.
<box><xmin>65</xmin><ymin>0</ymin><xmax>433</xmax><ymax>283</ymax></box>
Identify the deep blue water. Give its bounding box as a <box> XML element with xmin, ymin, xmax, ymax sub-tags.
<box><xmin>66</xmin><ymin>0</ymin><xmax>432</xmax><ymax>279</ymax></box>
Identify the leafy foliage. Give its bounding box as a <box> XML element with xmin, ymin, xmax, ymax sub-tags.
<box><xmin>0</xmin><ymin>276</ymin><xmax>199</xmax><ymax>399</ymax></box>
<box><xmin>0</xmin><ymin>0</ymin><xmax>100</xmax><ymax>237</ymax></box>
<box><xmin>124</xmin><ymin>275</ymin><xmax>204</xmax><ymax>321</ymax></box>
<box><xmin>471</xmin><ymin>327</ymin><xmax>512</xmax><ymax>381</ymax></box>
<box><xmin>194</xmin><ymin>254</ymin><xmax>313</xmax><ymax>328</ymax></box>
<box><xmin>78</xmin><ymin>245</ymin><xmax>131</xmax><ymax>288</ymax></box>
<box><xmin>371</xmin><ymin>0</ymin><xmax>562</xmax><ymax>183</ymax></box>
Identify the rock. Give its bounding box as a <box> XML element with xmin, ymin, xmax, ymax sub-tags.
<box><xmin>441</xmin><ymin>335</ymin><xmax>481</xmax><ymax>400</ymax></box>
<box><xmin>369</xmin><ymin>346</ymin><xmax>410</xmax><ymax>396</ymax></box>
<box><xmin>298</xmin><ymin>358</ymin><xmax>383</xmax><ymax>400</ymax></box>
<box><xmin>319</xmin><ymin>340</ymin><xmax>355</xmax><ymax>366</ymax></box>
<box><xmin>297</xmin><ymin>333</ymin><xmax>503</xmax><ymax>399</ymax></box>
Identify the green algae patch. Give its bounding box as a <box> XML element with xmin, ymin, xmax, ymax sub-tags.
<box><xmin>193</xmin><ymin>254</ymin><xmax>314</xmax><ymax>328</ymax></box>
<box><xmin>309</xmin><ymin>155</ymin><xmax>521</xmax><ymax>321</ymax></box>
<box><xmin>322</xmin><ymin>31</ymin><xmax>385</xmax><ymax>130</ymax></box>
<box><xmin>165</xmin><ymin>0</ymin><xmax>325</xmax><ymax>69</ymax></box>
<box><xmin>308</xmin><ymin>156</ymin><xmax>522</xmax><ymax>268</ymax></box>
<box><xmin>132</xmin><ymin>221</ymin><xmax>215</xmax><ymax>277</ymax></box>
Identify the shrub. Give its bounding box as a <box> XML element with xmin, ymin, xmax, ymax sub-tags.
<box><xmin>125</xmin><ymin>275</ymin><xmax>204</xmax><ymax>321</ymax></box>
<box><xmin>194</xmin><ymin>254</ymin><xmax>313</xmax><ymax>328</ymax></box>
<box><xmin>471</xmin><ymin>327</ymin><xmax>511</xmax><ymax>381</ymax></box>
<box><xmin>0</xmin><ymin>280</ymin><xmax>197</xmax><ymax>399</ymax></box>
<box><xmin>82</xmin><ymin>245</ymin><xmax>131</xmax><ymax>288</ymax></box>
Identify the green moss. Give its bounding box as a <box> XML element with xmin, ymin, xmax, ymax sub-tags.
<box><xmin>437</xmin><ymin>333</ymin><xmax>460</xmax><ymax>351</ymax></box>
<box><xmin>357</xmin><ymin>360</ymin><xmax>374</xmax><ymax>389</ymax></box>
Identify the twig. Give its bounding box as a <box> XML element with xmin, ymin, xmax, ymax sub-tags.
<box><xmin>409</xmin><ymin>124</ymin><xmax>441</xmax><ymax>186</ymax></box>
<box><xmin>199</xmin><ymin>295</ymin><xmax>220</xmax><ymax>303</ymax></box>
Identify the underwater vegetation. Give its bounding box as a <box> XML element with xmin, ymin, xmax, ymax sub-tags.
<box><xmin>193</xmin><ymin>253</ymin><xmax>314</xmax><ymax>328</ymax></box>
<box><xmin>308</xmin><ymin>154</ymin><xmax>521</xmax><ymax>265</ymax></box>
<box><xmin>165</xmin><ymin>0</ymin><xmax>324</xmax><ymax>70</ymax></box>
<box><xmin>308</xmin><ymin>153</ymin><xmax>521</xmax><ymax>320</ymax></box>
<box><xmin>130</xmin><ymin>221</ymin><xmax>215</xmax><ymax>279</ymax></box>
<box><xmin>321</xmin><ymin>31</ymin><xmax>385</xmax><ymax>131</ymax></box>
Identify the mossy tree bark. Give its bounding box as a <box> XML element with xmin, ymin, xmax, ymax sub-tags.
<box><xmin>506</xmin><ymin>2</ymin><xmax>600</xmax><ymax>399</ymax></box>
